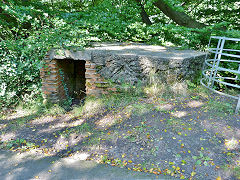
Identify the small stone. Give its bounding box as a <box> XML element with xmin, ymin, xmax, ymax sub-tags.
<box><xmin>166</xmin><ymin>149</ymin><xmax>172</xmax><ymax>153</ymax></box>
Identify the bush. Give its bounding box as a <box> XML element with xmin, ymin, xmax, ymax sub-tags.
<box><xmin>0</xmin><ymin>0</ymin><xmax>239</xmax><ymax>109</ymax></box>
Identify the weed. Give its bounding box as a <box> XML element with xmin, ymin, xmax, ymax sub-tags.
<box><xmin>116</xmin><ymin>80</ymin><xmax>144</xmax><ymax>97</ymax></box>
<box><xmin>144</xmin><ymin>84</ymin><xmax>164</xmax><ymax>98</ymax></box>
<box><xmin>150</xmin><ymin>146</ymin><xmax>159</xmax><ymax>156</ymax></box>
<box><xmin>87</xmin><ymin>135</ymin><xmax>101</xmax><ymax>146</ymax></box>
<box><xmin>72</xmin><ymin>96</ymin><xmax>103</xmax><ymax>117</ymax></box>
<box><xmin>71</xmin><ymin>123</ymin><xmax>92</xmax><ymax>133</ymax></box>
<box><xmin>102</xmin><ymin>91</ymin><xmax>141</xmax><ymax>109</ymax></box>
<box><xmin>127</xmin><ymin>135</ymin><xmax>136</xmax><ymax>142</ymax></box>
<box><xmin>43</xmin><ymin>104</ymin><xmax>66</xmax><ymax>115</ymax></box>
<box><xmin>1</xmin><ymin>138</ymin><xmax>36</xmax><ymax>150</ymax></box>
<box><xmin>187</xmin><ymin>82</ymin><xmax>209</xmax><ymax>98</ymax></box>
<box><xmin>14</xmin><ymin>98</ymin><xmax>66</xmax><ymax>120</ymax></box>
<box><xmin>206</xmin><ymin>99</ymin><xmax>234</xmax><ymax>114</ymax></box>
<box><xmin>233</xmin><ymin>166</ymin><xmax>240</xmax><ymax>179</ymax></box>
<box><xmin>59</xmin><ymin>123</ymin><xmax>93</xmax><ymax>137</ymax></box>
<box><xmin>127</xmin><ymin>103</ymin><xmax>153</xmax><ymax>115</ymax></box>
<box><xmin>166</xmin><ymin>118</ymin><xmax>183</xmax><ymax>127</ymax></box>
<box><xmin>192</xmin><ymin>152</ymin><xmax>212</xmax><ymax>166</ymax></box>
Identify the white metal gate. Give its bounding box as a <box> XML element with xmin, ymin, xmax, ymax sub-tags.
<box><xmin>201</xmin><ymin>36</ymin><xmax>240</xmax><ymax>113</ymax></box>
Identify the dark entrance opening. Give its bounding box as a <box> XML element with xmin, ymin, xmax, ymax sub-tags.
<box><xmin>57</xmin><ymin>59</ymin><xmax>86</xmax><ymax>105</ymax></box>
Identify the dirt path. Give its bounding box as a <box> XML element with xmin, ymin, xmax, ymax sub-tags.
<box><xmin>0</xmin><ymin>94</ymin><xmax>239</xmax><ymax>180</ymax></box>
<box><xmin>1</xmin><ymin>149</ymin><xmax>171</xmax><ymax>180</ymax></box>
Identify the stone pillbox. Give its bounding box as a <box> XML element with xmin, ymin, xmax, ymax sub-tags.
<box><xmin>40</xmin><ymin>43</ymin><xmax>206</xmax><ymax>103</ymax></box>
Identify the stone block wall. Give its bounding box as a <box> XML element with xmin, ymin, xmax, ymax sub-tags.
<box><xmin>90</xmin><ymin>52</ymin><xmax>205</xmax><ymax>85</ymax></box>
<box><xmin>41</xmin><ymin>44</ymin><xmax>205</xmax><ymax>103</ymax></box>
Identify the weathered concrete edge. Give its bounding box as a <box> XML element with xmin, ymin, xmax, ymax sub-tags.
<box><xmin>47</xmin><ymin>48</ymin><xmax>206</xmax><ymax>62</ymax></box>
<box><xmin>48</xmin><ymin>49</ymin><xmax>92</xmax><ymax>60</ymax></box>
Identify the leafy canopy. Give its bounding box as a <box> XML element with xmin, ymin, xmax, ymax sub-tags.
<box><xmin>0</xmin><ymin>0</ymin><xmax>239</xmax><ymax>108</ymax></box>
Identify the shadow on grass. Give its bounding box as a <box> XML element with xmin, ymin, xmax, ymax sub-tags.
<box><xmin>0</xmin><ymin>93</ymin><xmax>239</xmax><ymax>179</ymax></box>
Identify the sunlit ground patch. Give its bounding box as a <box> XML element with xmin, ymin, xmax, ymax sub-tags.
<box><xmin>225</xmin><ymin>138</ymin><xmax>239</xmax><ymax>150</ymax></box>
<box><xmin>171</xmin><ymin>111</ymin><xmax>187</xmax><ymax>118</ymax></box>
<box><xmin>187</xmin><ymin>100</ymin><xmax>204</xmax><ymax>108</ymax></box>
<box><xmin>30</xmin><ymin>116</ymin><xmax>55</xmax><ymax>125</ymax></box>
<box><xmin>0</xmin><ymin>132</ymin><xmax>16</xmax><ymax>142</ymax></box>
<box><xmin>0</xmin><ymin>124</ymin><xmax>7</xmax><ymax>130</ymax></box>
<box><xmin>95</xmin><ymin>114</ymin><xmax>121</xmax><ymax>129</ymax></box>
<box><xmin>171</xmin><ymin>82</ymin><xmax>188</xmax><ymax>96</ymax></box>
<box><xmin>72</xmin><ymin>98</ymin><xmax>104</xmax><ymax>117</ymax></box>
<box><xmin>68</xmin><ymin>119</ymin><xmax>85</xmax><ymax>128</ymax></box>
<box><xmin>63</xmin><ymin>152</ymin><xmax>90</xmax><ymax>162</ymax></box>
<box><xmin>155</xmin><ymin>103</ymin><xmax>173</xmax><ymax>111</ymax></box>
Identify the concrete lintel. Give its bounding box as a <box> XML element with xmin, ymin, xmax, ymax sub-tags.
<box><xmin>48</xmin><ymin>49</ymin><xmax>91</xmax><ymax>61</ymax></box>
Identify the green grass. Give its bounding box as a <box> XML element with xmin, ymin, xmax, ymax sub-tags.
<box><xmin>126</xmin><ymin>103</ymin><xmax>154</xmax><ymax>116</ymax></box>
<box><xmin>166</xmin><ymin>118</ymin><xmax>183</xmax><ymax>126</ymax></box>
<box><xmin>58</xmin><ymin>122</ymin><xmax>93</xmax><ymax>137</ymax></box>
<box><xmin>72</xmin><ymin>96</ymin><xmax>104</xmax><ymax>117</ymax></box>
<box><xmin>0</xmin><ymin>138</ymin><xmax>36</xmax><ymax>150</ymax></box>
<box><xmin>1</xmin><ymin>79</ymin><xmax>237</xmax><ymax>139</ymax></box>
<box><xmin>233</xmin><ymin>166</ymin><xmax>240</xmax><ymax>179</ymax></box>
<box><xmin>206</xmin><ymin>99</ymin><xmax>235</xmax><ymax>114</ymax></box>
<box><xmin>15</xmin><ymin>99</ymin><xmax>66</xmax><ymax>117</ymax></box>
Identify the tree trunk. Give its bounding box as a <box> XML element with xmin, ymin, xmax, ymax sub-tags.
<box><xmin>135</xmin><ymin>0</ymin><xmax>152</xmax><ymax>25</ymax></box>
<box><xmin>154</xmin><ymin>0</ymin><xmax>206</xmax><ymax>28</ymax></box>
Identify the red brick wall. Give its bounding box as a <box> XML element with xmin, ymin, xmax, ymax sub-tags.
<box><xmin>40</xmin><ymin>57</ymin><xmax>116</xmax><ymax>103</ymax></box>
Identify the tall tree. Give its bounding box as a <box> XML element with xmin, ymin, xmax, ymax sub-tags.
<box><xmin>153</xmin><ymin>0</ymin><xmax>206</xmax><ymax>28</ymax></box>
<box><xmin>135</xmin><ymin>0</ymin><xmax>152</xmax><ymax>25</ymax></box>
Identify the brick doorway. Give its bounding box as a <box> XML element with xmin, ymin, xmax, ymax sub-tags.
<box><xmin>41</xmin><ymin>49</ymin><xmax>117</xmax><ymax>103</ymax></box>
<box><xmin>57</xmin><ymin>59</ymin><xmax>86</xmax><ymax>104</ymax></box>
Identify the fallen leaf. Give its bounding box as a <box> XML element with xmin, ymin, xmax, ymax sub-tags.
<box><xmin>180</xmin><ymin>174</ymin><xmax>185</xmax><ymax>179</ymax></box>
<box><xmin>191</xmin><ymin>171</ymin><xmax>196</xmax><ymax>176</ymax></box>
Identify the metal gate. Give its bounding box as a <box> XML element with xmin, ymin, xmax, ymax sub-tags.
<box><xmin>201</xmin><ymin>36</ymin><xmax>240</xmax><ymax>113</ymax></box>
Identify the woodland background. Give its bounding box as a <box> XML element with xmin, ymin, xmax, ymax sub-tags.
<box><xmin>0</xmin><ymin>0</ymin><xmax>239</xmax><ymax>108</ymax></box>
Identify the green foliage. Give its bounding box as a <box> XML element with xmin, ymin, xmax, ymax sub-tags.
<box><xmin>0</xmin><ymin>0</ymin><xmax>239</xmax><ymax>109</ymax></box>
<box><xmin>192</xmin><ymin>152</ymin><xmax>212</xmax><ymax>166</ymax></box>
<box><xmin>59</xmin><ymin>123</ymin><xmax>92</xmax><ymax>137</ymax></box>
<box><xmin>1</xmin><ymin>138</ymin><xmax>36</xmax><ymax>150</ymax></box>
<box><xmin>207</xmin><ymin>99</ymin><xmax>235</xmax><ymax>114</ymax></box>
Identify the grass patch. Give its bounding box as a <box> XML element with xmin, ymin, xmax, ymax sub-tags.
<box><xmin>72</xmin><ymin>97</ymin><xmax>104</xmax><ymax>117</ymax></box>
<box><xmin>166</xmin><ymin>117</ymin><xmax>184</xmax><ymax>127</ymax></box>
<box><xmin>13</xmin><ymin>100</ymin><xmax>66</xmax><ymax>118</ymax></box>
<box><xmin>233</xmin><ymin>166</ymin><xmax>240</xmax><ymax>179</ymax></box>
<box><xmin>0</xmin><ymin>138</ymin><xmax>36</xmax><ymax>150</ymax></box>
<box><xmin>166</xmin><ymin>117</ymin><xmax>192</xmax><ymax>132</ymax></box>
<box><xmin>126</xmin><ymin>103</ymin><xmax>154</xmax><ymax>116</ymax></box>
<box><xmin>59</xmin><ymin>122</ymin><xmax>93</xmax><ymax>137</ymax></box>
<box><xmin>72</xmin><ymin>88</ymin><xmax>143</xmax><ymax>118</ymax></box>
<box><xmin>206</xmin><ymin>99</ymin><xmax>235</xmax><ymax>114</ymax></box>
<box><xmin>103</xmin><ymin>93</ymin><xmax>140</xmax><ymax>109</ymax></box>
